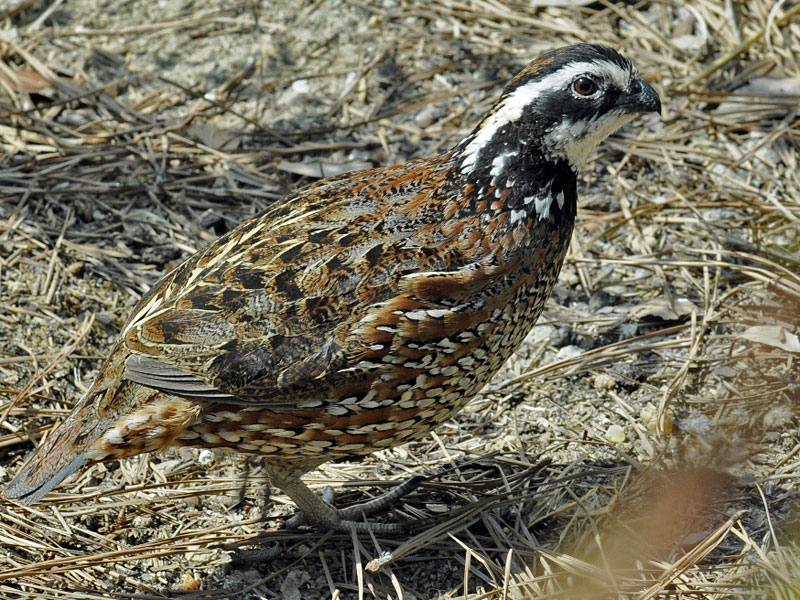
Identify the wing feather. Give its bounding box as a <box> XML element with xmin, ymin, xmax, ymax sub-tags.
<box><xmin>124</xmin><ymin>355</ymin><xmax>234</xmax><ymax>400</ymax></box>
<box><xmin>118</xmin><ymin>154</ymin><xmax>461</xmax><ymax>403</ymax></box>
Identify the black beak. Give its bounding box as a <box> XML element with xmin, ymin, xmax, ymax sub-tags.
<box><xmin>623</xmin><ymin>77</ymin><xmax>661</xmax><ymax>115</ymax></box>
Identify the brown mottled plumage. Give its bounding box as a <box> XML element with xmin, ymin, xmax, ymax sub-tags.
<box><xmin>5</xmin><ymin>44</ymin><xmax>660</xmax><ymax>532</ymax></box>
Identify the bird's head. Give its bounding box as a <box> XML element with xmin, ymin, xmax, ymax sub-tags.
<box><xmin>458</xmin><ymin>44</ymin><xmax>661</xmax><ymax>175</ymax></box>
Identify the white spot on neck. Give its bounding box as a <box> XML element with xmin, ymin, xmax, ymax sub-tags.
<box><xmin>534</xmin><ymin>195</ymin><xmax>553</xmax><ymax>220</ymax></box>
<box><xmin>490</xmin><ymin>151</ymin><xmax>518</xmax><ymax>183</ymax></box>
<box><xmin>523</xmin><ymin>192</ymin><xmax>555</xmax><ymax>221</ymax></box>
<box><xmin>510</xmin><ymin>208</ymin><xmax>527</xmax><ymax>224</ymax></box>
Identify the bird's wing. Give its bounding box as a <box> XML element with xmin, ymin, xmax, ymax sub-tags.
<box><xmin>120</xmin><ymin>155</ymin><xmax>465</xmax><ymax>403</ymax></box>
<box><xmin>123</xmin><ymin>354</ymin><xmax>232</xmax><ymax>399</ymax></box>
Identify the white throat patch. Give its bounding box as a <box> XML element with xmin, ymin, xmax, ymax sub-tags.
<box><xmin>546</xmin><ymin>110</ymin><xmax>637</xmax><ymax>168</ymax></box>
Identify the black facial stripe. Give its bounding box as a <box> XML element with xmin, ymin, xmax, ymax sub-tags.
<box><xmin>524</xmin><ymin>81</ymin><xmax>626</xmax><ymax>127</ymax></box>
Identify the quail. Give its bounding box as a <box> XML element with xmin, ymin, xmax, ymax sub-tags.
<box><xmin>5</xmin><ymin>44</ymin><xmax>661</xmax><ymax>532</ymax></box>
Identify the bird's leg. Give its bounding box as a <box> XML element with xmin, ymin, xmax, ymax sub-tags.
<box><xmin>270</xmin><ymin>470</ymin><xmax>424</xmax><ymax>534</ymax></box>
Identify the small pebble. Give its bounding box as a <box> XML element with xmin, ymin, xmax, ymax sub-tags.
<box><xmin>553</xmin><ymin>344</ymin><xmax>583</xmax><ymax>362</ymax></box>
<box><xmin>550</xmin><ymin>325</ymin><xmax>572</xmax><ymax>348</ymax></box>
<box><xmin>640</xmin><ymin>404</ymin><xmax>674</xmax><ymax>435</ymax></box>
<box><xmin>198</xmin><ymin>449</ymin><xmax>215</xmax><ymax>466</ymax></box>
<box><xmin>181</xmin><ymin>573</ymin><xmax>200</xmax><ymax>591</ymax></box>
<box><xmin>605</xmin><ymin>424</ymin><xmax>626</xmax><ymax>443</ymax></box>
<box><xmin>589</xmin><ymin>289</ymin><xmax>617</xmax><ymax>311</ymax></box>
<box><xmin>593</xmin><ymin>373</ymin><xmax>616</xmax><ymax>391</ymax></box>
<box><xmin>619</xmin><ymin>323</ymin><xmax>639</xmax><ymax>340</ymax></box>
<box><xmin>133</xmin><ymin>515</ymin><xmax>153</xmax><ymax>528</ymax></box>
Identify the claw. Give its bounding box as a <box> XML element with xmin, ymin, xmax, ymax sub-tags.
<box><xmin>276</xmin><ymin>475</ymin><xmax>425</xmax><ymax>535</ymax></box>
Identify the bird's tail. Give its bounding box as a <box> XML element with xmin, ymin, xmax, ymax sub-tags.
<box><xmin>5</xmin><ymin>381</ymin><xmax>201</xmax><ymax>505</ymax></box>
<box><xmin>4</xmin><ymin>394</ymin><xmax>110</xmax><ymax>506</ymax></box>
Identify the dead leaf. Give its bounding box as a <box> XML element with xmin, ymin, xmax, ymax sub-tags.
<box><xmin>714</xmin><ymin>77</ymin><xmax>800</xmax><ymax>114</ymax></box>
<box><xmin>629</xmin><ymin>297</ymin><xmax>697</xmax><ymax>321</ymax></box>
<box><xmin>186</xmin><ymin>123</ymin><xmax>241</xmax><ymax>151</ymax></box>
<box><xmin>0</xmin><ymin>67</ymin><xmax>54</xmax><ymax>95</ymax></box>
<box><xmin>739</xmin><ymin>325</ymin><xmax>800</xmax><ymax>353</ymax></box>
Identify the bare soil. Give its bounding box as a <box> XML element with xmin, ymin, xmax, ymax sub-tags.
<box><xmin>1</xmin><ymin>1</ymin><xmax>799</xmax><ymax>599</ymax></box>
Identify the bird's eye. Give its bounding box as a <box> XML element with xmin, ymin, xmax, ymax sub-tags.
<box><xmin>573</xmin><ymin>77</ymin><xmax>598</xmax><ymax>96</ymax></box>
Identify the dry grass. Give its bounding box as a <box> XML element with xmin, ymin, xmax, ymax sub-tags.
<box><xmin>1</xmin><ymin>0</ymin><xmax>799</xmax><ymax>598</ymax></box>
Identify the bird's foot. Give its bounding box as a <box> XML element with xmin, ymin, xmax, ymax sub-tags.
<box><xmin>279</xmin><ymin>475</ymin><xmax>425</xmax><ymax>534</ymax></box>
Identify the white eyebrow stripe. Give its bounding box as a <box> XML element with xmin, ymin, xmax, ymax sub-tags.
<box><xmin>459</xmin><ymin>59</ymin><xmax>633</xmax><ymax>173</ymax></box>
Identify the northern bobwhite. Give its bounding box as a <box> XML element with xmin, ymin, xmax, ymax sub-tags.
<box><xmin>5</xmin><ymin>44</ymin><xmax>660</xmax><ymax>532</ymax></box>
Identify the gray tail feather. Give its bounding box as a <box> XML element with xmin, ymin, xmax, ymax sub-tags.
<box><xmin>4</xmin><ymin>454</ymin><xmax>88</xmax><ymax>505</ymax></box>
<box><xmin>3</xmin><ymin>387</ymin><xmax>111</xmax><ymax>505</ymax></box>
